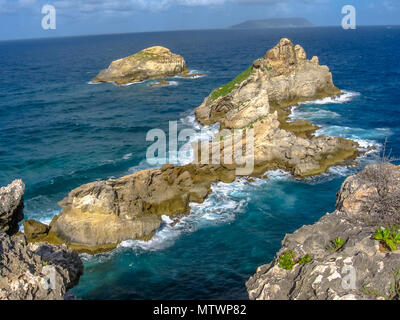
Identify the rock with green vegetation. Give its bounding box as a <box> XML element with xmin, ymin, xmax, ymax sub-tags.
<box><xmin>195</xmin><ymin>38</ymin><xmax>340</xmax><ymax>128</ymax></box>
<box><xmin>92</xmin><ymin>46</ymin><xmax>189</xmax><ymax>85</ymax></box>
<box><xmin>194</xmin><ymin>38</ymin><xmax>359</xmax><ymax>178</ymax></box>
<box><xmin>247</xmin><ymin>164</ymin><xmax>400</xmax><ymax>300</ymax></box>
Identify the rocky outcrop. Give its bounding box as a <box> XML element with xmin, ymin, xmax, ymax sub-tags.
<box><xmin>92</xmin><ymin>46</ymin><xmax>189</xmax><ymax>85</ymax></box>
<box><xmin>0</xmin><ymin>232</ymin><xmax>83</xmax><ymax>300</ymax></box>
<box><xmin>30</xmin><ymin>164</ymin><xmax>237</xmax><ymax>253</ymax></box>
<box><xmin>246</xmin><ymin>163</ymin><xmax>400</xmax><ymax>300</ymax></box>
<box><xmin>27</xmin><ymin>38</ymin><xmax>361</xmax><ymax>253</ymax></box>
<box><xmin>0</xmin><ymin>180</ymin><xmax>84</xmax><ymax>300</ymax></box>
<box><xmin>195</xmin><ymin>38</ymin><xmax>340</xmax><ymax>129</ymax></box>
<box><xmin>0</xmin><ymin>180</ymin><xmax>25</xmax><ymax>236</ymax></box>
<box><xmin>194</xmin><ymin>38</ymin><xmax>358</xmax><ymax>177</ymax></box>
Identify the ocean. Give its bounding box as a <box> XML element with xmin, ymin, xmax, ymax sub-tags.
<box><xmin>0</xmin><ymin>26</ymin><xmax>399</xmax><ymax>299</ymax></box>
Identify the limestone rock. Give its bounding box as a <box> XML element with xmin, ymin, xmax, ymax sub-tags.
<box><xmin>246</xmin><ymin>164</ymin><xmax>400</xmax><ymax>300</ymax></box>
<box><xmin>0</xmin><ymin>232</ymin><xmax>83</xmax><ymax>300</ymax></box>
<box><xmin>23</xmin><ymin>219</ymin><xmax>49</xmax><ymax>241</ymax></box>
<box><xmin>0</xmin><ymin>180</ymin><xmax>25</xmax><ymax>235</ymax></box>
<box><xmin>194</xmin><ymin>38</ymin><xmax>340</xmax><ymax>127</ymax></box>
<box><xmin>47</xmin><ymin>164</ymin><xmax>235</xmax><ymax>250</ymax></box>
<box><xmin>92</xmin><ymin>46</ymin><xmax>189</xmax><ymax>85</ymax></box>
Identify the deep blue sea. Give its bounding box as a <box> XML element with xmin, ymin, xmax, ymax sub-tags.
<box><xmin>1</xmin><ymin>27</ymin><xmax>399</xmax><ymax>299</ymax></box>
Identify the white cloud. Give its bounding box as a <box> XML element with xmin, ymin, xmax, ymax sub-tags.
<box><xmin>0</xmin><ymin>0</ymin><xmax>329</xmax><ymax>14</ymax></box>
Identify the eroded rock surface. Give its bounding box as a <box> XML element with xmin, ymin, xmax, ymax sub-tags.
<box><xmin>195</xmin><ymin>38</ymin><xmax>340</xmax><ymax>128</ymax></box>
<box><xmin>0</xmin><ymin>180</ymin><xmax>84</xmax><ymax>300</ymax></box>
<box><xmin>41</xmin><ymin>164</ymin><xmax>236</xmax><ymax>252</ymax></box>
<box><xmin>0</xmin><ymin>180</ymin><xmax>25</xmax><ymax>236</ymax></box>
<box><xmin>246</xmin><ymin>164</ymin><xmax>400</xmax><ymax>300</ymax></box>
<box><xmin>0</xmin><ymin>232</ymin><xmax>83</xmax><ymax>300</ymax></box>
<box><xmin>92</xmin><ymin>46</ymin><xmax>189</xmax><ymax>85</ymax></box>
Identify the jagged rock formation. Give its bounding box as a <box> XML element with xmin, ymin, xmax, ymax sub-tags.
<box><xmin>246</xmin><ymin>164</ymin><xmax>400</xmax><ymax>300</ymax></box>
<box><xmin>0</xmin><ymin>180</ymin><xmax>83</xmax><ymax>300</ymax></box>
<box><xmin>0</xmin><ymin>180</ymin><xmax>24</xmax><ymax>236</ymax></box>
<box><xmin>92</xmin><ymin>46</ymin><xmax>189</xmax><ymax>85</ymax></box>
<box><xmin>195</xmin><ymin>38</ymin><xmax>340</xmax><ymax>129</ymax></box>
<box><xmin>0</xmin><ymin>232</ymin><xmax>83</xmax><ymax>300</ymax></box>
<box><xmin>27</xmin><ymin>38</ymin><xmax>361</xmax><ymax>253</ymax></box>
<box><xmin>196</xmin><ymin>38</ymin><xmax>358</xmax><ymax>177</ymax></box>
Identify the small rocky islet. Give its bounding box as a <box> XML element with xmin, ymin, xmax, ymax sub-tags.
<box><xmin>92</xmin><ymin>45</ymin><xmax>203</xmax><ymax>85</ymax></box>
<box><xmin>3</xmin><ymin>38</ymin><xmax>396</xmax><ymax>300</ymax></box>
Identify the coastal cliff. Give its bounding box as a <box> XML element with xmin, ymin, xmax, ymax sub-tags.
<box><xmin>247</xmin><ymin>163</ymin><xmax>400</xmax><ymax>300</ymax></box>
<box><xmin>27</xmin><ymin>38</ymin><xmax>361</xmax><ymax>253</ymax></box>
<box><xmin>0</xmin><ymin>180</ymin><xmax>83</xmax><ymax>300</ymax></box>
<box><xmin>92</xmin><ymin>46</ymin><xmax>189</xmax><ymax>85</ymax></box>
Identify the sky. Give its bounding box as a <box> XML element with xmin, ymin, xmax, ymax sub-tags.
<box><xmin>0</xmin><ymin>0</ymin><xmax>399</xmax><ymax>40</ymax></box>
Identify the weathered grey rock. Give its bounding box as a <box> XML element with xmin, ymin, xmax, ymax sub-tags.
<box><xmin>0</xmin><ymin>180</ymin><xmax>25</xmax><ymax>235</ymax></box>
<box><xmin>246</xmin><ymin>164</ymin><xmax>400</xmax><ymax>300</ymax></box>
<box><xmin>0</xmin><ymin>232</ymin><xmax>83</xmax><ymax>300</ymax></box>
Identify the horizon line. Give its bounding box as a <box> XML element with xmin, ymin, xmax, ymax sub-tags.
<box><xmin>1</xmin><ymin>24</ymin><xmax>399</xmax><ymax>43</ymax></box>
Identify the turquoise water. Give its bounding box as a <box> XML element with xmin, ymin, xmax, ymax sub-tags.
<box><xmin>0</xmin><ymin>27</ymin><xmax>399</xmax><ymax>299</ymax></box>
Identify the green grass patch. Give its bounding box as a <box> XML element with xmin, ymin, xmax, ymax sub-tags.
<box><xmin>130</xmin><ymin>50</ymin><xmax>159</xmax><ymax>61</ymax></box>
<box><xmin>210</xmin><ymin>65</ymin><xmax>254</xmax><ymax>101</ymax></box>
<box><xmin>298</xmin><ymin>254</ymin><xmax>312</xmax><ymax>265</ymax></box>
<box><xmin>278</xmin><ymin>250</ymin><xmax>296</xmax><ymax>270</ymax></box>
<box><xmin>326</xmin><ymin>237</ymin><xmax>345</xmax><ymax>252</ymax></box>
<box><xmin>374</xmin><ymin>227</ymin><xmax>400</xmax><ymax>251</ymax></box>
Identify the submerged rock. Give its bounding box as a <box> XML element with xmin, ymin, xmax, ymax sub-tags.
<box><xmin>150</xmin><ymin>79</ymin><xmax>171</xmax><ymax>87</ymax></box>
<box><xmin>0</xmin><ymin>180</ymin><xmax>25</xmax><ymax>236</ymax></box>
<box><xmin>92</xmin><ymin>46</ymin><xmax>189</xmax><ymax>85</ymax></box>
<box><xmin>246</xmin><ymin>164</ymin><xmax>400</xmax><ymax>300</ymax></box>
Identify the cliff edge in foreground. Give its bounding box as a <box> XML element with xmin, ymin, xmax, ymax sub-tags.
<box><xmin>92</xmin><ymin>46</ymin><xmax>189</xmax><ymax>85</ymax></box>
<box><xmin>0</xmin><ymin>180</ymin><xmax>83</xmax><ymax>300</ymax></box>
<box><xmin>247</xmin><ymin>163</ymin><xmax>400</xmax><ymax>300</ymax></box>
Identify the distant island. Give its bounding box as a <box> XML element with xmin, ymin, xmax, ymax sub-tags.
<box><xmin>229</xmin><ymin>18</ymin><xmax>314</xmax><ymax>29</ymax></box>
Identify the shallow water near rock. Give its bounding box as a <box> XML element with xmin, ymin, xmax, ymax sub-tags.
<box><xmin>0</xmin><ymin>27</ymin><xmax>399</xmax><ymax>299</ymax></box>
